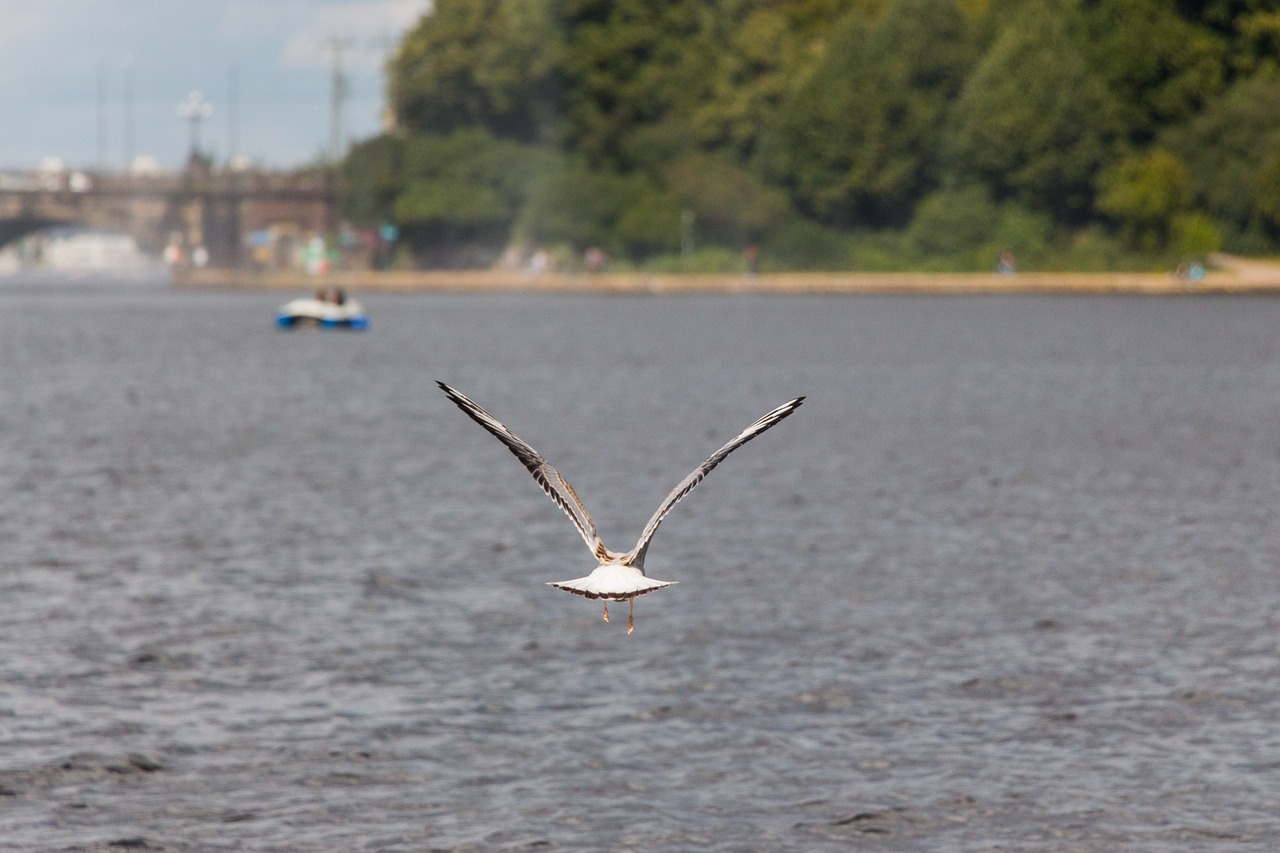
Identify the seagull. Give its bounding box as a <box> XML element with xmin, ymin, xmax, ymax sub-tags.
<box><xmin>438</xmin><ymin>382</ymin><xmax>804</xmax><ymax>633</ymax></box>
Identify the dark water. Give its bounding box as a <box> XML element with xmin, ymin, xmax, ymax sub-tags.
<box><xmin>3</xmin><ymin>280</ymin><xmax>1280</xmax><ymax>851</ymax></box>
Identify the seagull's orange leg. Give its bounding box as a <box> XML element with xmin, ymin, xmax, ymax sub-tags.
<box><xmin>627</xmin><ymin>598</ymin><xmax>634</xmax><ymax>635</ymax></box>
<box><xmin>602</xmin><ymin>600</ymin><xmax>609</xmax><ymax>623</ymax></box>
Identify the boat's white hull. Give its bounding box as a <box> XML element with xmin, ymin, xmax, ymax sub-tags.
<box><xmin>276</xmin><ymin>297</ymin><xmax>368</xmax><ymax>329</ymax></box>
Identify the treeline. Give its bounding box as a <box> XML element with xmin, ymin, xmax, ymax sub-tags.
<box><xmin>341</xmin><ymin>0</ymin><xmax>1280</xmax><ymax>271</ymax></box>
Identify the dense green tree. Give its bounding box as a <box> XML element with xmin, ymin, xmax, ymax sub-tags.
<box><xmin>681</xmin><ymin>0</ymin><xmax>863</xmax><ymax>158</ymax></box>
<box><xmin>392</xmin><ymin>130</ymin><xmax>551</xmax><ymax>225</ymax></box>
<box><xmin>1233</xmin><ymin>8</ymin><xmax>1280</xmax><ymax>76</ymax></box>
<box><xmin>1164</xmin><ymin>77</ymin><xmax>1280</xmax><ymax>247</ymax></box>
<box><xmin>353</xmin><ymin>0</ymin><xmax>1280</xmax><ymax>267</ymax></box>
<box><xmin>945</xmin><ymin>0</ymin><xmax>1119</xmax><ymax>221</ymax></box>
<box><xmin>760</xmin><ymin>0</ymin><xmax>973</xmax><ymax>228</ymax></box>
<box><xmin>1080</xmin><ymin>0</ymin><xmax>1225</xmax><ymax>143</ymax></box>
<box><xmin>1171</xmin><ymin>213</ymin><xmax>1222</xmax><ymax>256</ymax></box>
<box><xmin>1176</xmin><ymin>1</ymin><xmax>1280</xmax><ymax>75</ymax></box>
<box><xmin>1094</xmin><ymin>149</ymin><xmax>1192</xmax><ymax>250</ymax></box>
<box><xmin>664</xmin><ymin>153</ymin><xmax>792</xmax><ymax>246</ymax></box>
<box><xmin>516</xmin><ymin>161</ymin><xmax>682</xmax><ymax>255</ymax></box>
<box><xmin>1255</xmin><ymin>153</ymin><xmax>1280</xmax><ymax>232</ymax></box>
<box><xmin>558</xmin><ymin>0</ymin><xmax>710</xmax><ymax>169</ymax></box>
<box><xmin>341</xmin><ymin>134</ymin><xmax>406</xmax><ymax>226</ymax></box>
<box><xmin>390</xmin><ymin>0</ymin><xmax>562</xmax><ymax>142</ymax></box>
<box><xmin>906</xmin><ymin>185</ymin><xmax>998</xmax><ymax>257</ymax></box>
<box><xmin>385</xmin><ymin>130</ymin><xmax>558</xmax><ymax>264</ymax></box>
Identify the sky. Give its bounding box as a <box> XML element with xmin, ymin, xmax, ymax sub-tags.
<box><xmin>0</xmin><ymin>0</ymin><xmax>431</xmax><ymax>172</ymax></box>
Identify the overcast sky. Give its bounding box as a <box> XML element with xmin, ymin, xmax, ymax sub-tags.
<box><xmin>0</xmin><ymin>0</ymin><xmax>430</xmax><ymax>172</ymax></box>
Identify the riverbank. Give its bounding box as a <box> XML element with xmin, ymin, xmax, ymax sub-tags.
<box><xmin>171</xmin><ymin>253</ymin><xmax>1280</xmax><ymax>295</ymax></box>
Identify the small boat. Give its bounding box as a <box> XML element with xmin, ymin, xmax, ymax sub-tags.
<box><xmin>276</xmin><ymin>289</ymin><xmax>368</xmax><ymax>329</ymax></box>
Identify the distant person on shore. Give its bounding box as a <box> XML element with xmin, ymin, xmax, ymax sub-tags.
<box><xmin>1175</xmin><ymin>261</ymin><xmax>1205</xmax><ymax>283</ymax></box>
<box><xmin>585</xmin><ymin>246</ymin><xmax>607</xmax><ymax>273</ymax></box>
<box><xmin>997</xmin><ymin>248</ymin><xmax>1016</xmax><ymax>275</ymax></box>
<box><xmin>744</xmin><ymin>245</ymin><xmax>760</xmax><ymax>279</ymax></box>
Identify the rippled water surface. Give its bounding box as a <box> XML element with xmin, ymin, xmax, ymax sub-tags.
<box><xmin>3</xmin><ymin>280</ymin><xmax>1280</xmax><ymax>851</ymax></box>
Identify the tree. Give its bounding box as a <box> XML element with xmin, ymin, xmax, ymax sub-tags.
<box><xmin>356</xmin><ymin>0</ymin><xmax>1280</xmax><ymax>266</ymax></box>
<box><xmin>386</xmin><ymin>130</ymin><xmax>558</xmax><ymax>264</ymax></box>
<box><xmin>664</xmin><ymin>153</ymin><xmax>791</xmax><ymax>246</ymax></box>
<box><xmin>341</xmin><ymin>134</ymin><xmax>405</xmax><ymax>226</ymax></box>
<box><xmin>906</xmin><ymin>185</ymin><xmax>998</xmax><ymax>258</ymax></box>
<box><xmin>559</xmin><ymin>0</ymin><xmax>719</xmax><ymax>170</ymax></box>
<box><xmin>760</xmin><ymin>0</ymin><xmax>974</xmax><ymax>228</ymax></box>
<box><xmin>515</xmin><ymin>160</ymin><xmax>682</xmax><ymax>256</ymax></box>
<box><xmin>390</xmin><ymin>0</ymin><xmax>562</xmax><ymax>142</ymax></box>
<box><xmin>945</xmin><ymin>0</ymin><xmax>1120</xmax><ymax>222</ymax></box>
<box><xmin>681</xmin><ymin>0</ymin><xmax>862</xmax><ymax>159</ymax></box>
<box><xmin>1080</xmin><ymin>0</ymin><xmax>1225</xmax><ymax>144</ymax></box>
<box><xmin>558</xmin><ymin>0</ymin><xmax>866</xmax><ymax>171</ymax></box>
<box><xmin>1175</xmin><ymin>1</ymin><xmax>1280</xmax><ymax>76</ymax></box>
<box><xmin>1094</xmin><ymin>149</ymin><xmax>1192</xmax><ymax>250</ymax></box>
<box><xmin>1164</xmin><ymin>76</ymin><xmax>1280</xmax><ymax>244</ymax></box>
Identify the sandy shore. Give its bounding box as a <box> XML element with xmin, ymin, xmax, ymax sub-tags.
<box><xmin>171</xmin><ymin>253</ymin><xmax>1280</xmax><ymax>295</ymax></box>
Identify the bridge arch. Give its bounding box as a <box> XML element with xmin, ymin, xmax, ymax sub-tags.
<box><xmin>0</xmin><ymin>168</ymin><xmax>335</xmax><ymax>266</ymax></box>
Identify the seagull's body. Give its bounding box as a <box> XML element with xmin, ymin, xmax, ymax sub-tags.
<box><xmin>438</xmin><ymin>382</ymin><xmax>804</xmax><ymax>633</ymax></box>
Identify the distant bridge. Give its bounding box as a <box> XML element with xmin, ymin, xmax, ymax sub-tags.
<box><xmin>0</xmin><ymin>165</ymin><xmax>336</xmax><ymax>267</ymax></box>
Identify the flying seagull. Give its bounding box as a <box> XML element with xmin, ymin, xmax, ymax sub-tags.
<box><xmin>438</xmin><ymin>382</ymin><xmax>804</xmax><ymax>633</ymax></box>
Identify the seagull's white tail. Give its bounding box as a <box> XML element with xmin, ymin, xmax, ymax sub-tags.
<box><xmin>547</xmin><ymin>564</ymin><xmax>676</xmax><ymax>601</ymax></box>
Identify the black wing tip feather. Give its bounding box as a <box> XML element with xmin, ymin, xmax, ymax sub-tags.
<box><xmin>782</xmin><ymin>396</ymin><xmax>806</xmax><ymax>412</ymax></box>
<box><xmin>438</xmin><ymin>381</ymin><xmax>492</xmax><ymax>423</ymax></box>
<box><xmin>754</xmin><ymin>396</ymin><xmax>805</xmax><ymax>430</ymax></box>
<box><xmin>437</xmin><ymin>380</ymin><xmax>464</xmax><ymax>407</ymax></box>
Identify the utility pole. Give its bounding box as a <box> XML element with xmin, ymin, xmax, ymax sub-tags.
<box><xmin>96</xmin><ymin>59</ymin><xmax>108</xmax><ymax>170</ymax></box>
<box><xmin>123</xmin><ymin>56</ymin><xmax>134</xmax><ymax>171</ymax></box>
<box><xmin>370</xmin><ymin>35</ymin><xmax>399</xmax><ymax>132</ymax></box>
<box><xmin>228</xmin><ymin>65</ymin><xmax>239</xmax><ymax>167</ymax></box>
<box><xmin>328</xmin><ymin>39</ymin><xmax>350</xmax><ymax>164</ymax></box>
<box><xmin>177</xmin><ymin>90</ymin><xmax>213</xmax><ymax>161</ymax></box>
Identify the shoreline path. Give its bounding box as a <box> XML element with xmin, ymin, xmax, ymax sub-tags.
<box><xmin>173</xmin><ymin>253</ymin><xmax>1280</xmax><ymax>296</ymax></box>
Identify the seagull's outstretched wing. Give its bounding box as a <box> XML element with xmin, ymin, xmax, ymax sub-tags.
<box><xmin>624</xmin><ymin>397</ymin><xmax>804</xmax><ymax>567</ymax></box>
<box><xmin>438</xmin><ymin>382</ymin><xmax>612</xmax><ymax>560</ymax></box>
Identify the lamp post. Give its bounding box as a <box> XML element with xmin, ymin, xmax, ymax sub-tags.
<box><xmin>177</xmin><ymin>90</ymin><xmax>213</xmax><ymax>159</ymax></box>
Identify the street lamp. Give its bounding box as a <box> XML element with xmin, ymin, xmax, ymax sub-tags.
<box><xmin>177</xmin><ymin>90</ymin><xmax>213</xmax><ymax>159</ymax></box>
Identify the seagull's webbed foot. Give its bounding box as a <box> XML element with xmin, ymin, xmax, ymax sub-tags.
<box><xmin>602</xmin><ymin>600</ymin><xmax>609</xmax><ymax>623</ymax></box>
<box><xmin>627</xmin><ymin>598</ymin><xmax>634</xmax><ymax>635</ymax></box>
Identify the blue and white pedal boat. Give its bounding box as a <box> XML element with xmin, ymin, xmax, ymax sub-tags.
<box><xmin>276</xmin><ymin>295</ymin><xmax>368</xmax><ymax>329</ymax></box>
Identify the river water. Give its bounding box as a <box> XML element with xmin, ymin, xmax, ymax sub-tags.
<box><xmin>2</xmin><ymin>279</ymin><xmax>1280</xmax><ymax>851</ymax></box>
